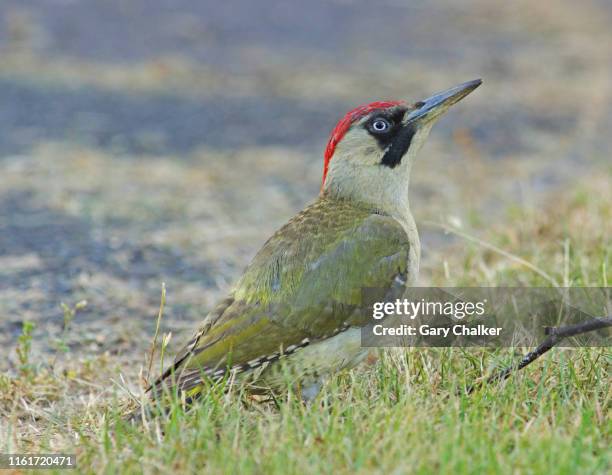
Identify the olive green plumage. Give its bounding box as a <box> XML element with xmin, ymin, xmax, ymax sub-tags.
<box><xmin>150</xmin><ymin>193</ymin><xmax>411</xmax><ymax>398</ymax></box>
<box><xmin>141</xmin><ymin>79</ymin><xmax>482</xmax><ymax>405</ymax></box>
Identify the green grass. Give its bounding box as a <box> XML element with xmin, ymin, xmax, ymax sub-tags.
<box><xmin>1</xmin><ymin>178</ymin><xmax>610</xmax><ymax>474</ymax></box>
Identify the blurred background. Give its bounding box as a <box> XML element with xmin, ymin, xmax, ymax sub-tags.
<box><xmin>0</xmin><ymin>0</ymin><xmax>610</xmax><ymax>369</ymax></box>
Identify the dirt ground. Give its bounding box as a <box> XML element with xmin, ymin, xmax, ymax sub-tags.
<box><xmin>0</xmin><ymin>0</ymin><xmax>610</xmax><ymax>377</ymax></box>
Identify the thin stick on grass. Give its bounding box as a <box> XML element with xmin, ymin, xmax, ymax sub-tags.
<box><xmin>467</xmin><ymin>316</ymin><xmax>612</xmax><ymax>394</ymax></box>
<box><xmin>146</xmin><ymin>282</ymin><xmax>166</xmax><ymax>385</ymax></box>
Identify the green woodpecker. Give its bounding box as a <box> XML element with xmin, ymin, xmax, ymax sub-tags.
<box><xmin>150</xmin><ymin>79</ymin><xmax>482</xmax><ymax>402</ymax></box>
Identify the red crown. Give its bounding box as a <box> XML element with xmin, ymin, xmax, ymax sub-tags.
<box><xmin>322</xmin><ymin>101</ymin><xmax>403</xmax><ymax>187</ymax></box>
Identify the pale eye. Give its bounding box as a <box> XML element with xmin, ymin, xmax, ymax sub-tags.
<box><xmin>371</xmin><ymin>118</ymin><xmax>391</xmax><ymax>133</ymax></box>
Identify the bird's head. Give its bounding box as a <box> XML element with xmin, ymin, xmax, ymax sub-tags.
<box><xmin>321</xmin><ymin>79</ymin><xmax>482</xmax><ymax>215</ymax></box>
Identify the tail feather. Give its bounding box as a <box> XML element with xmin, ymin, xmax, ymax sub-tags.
<box><xmin>124</xmin><ymin>364</ymin><xmax>228</xmax><ymax>424</ymax></box>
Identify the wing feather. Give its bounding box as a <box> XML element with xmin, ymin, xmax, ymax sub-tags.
<box><xmin>150</xmin><ymin>196</ymin><xmax>412</xmax><ymax>395</ymax></box>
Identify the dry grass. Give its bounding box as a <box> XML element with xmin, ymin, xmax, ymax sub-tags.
<box><xmin>1</xmin><ymin>175</ymin><xmax>609</xmax><ymax>473</ymax></box>
<box><xmin>0</xmin><ymin>1</ymin><xmax>610</xmax><ymax>471</ymax></box>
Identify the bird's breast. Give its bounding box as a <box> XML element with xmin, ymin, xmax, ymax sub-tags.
<box><xmin>255</xmin><ymin>327</ymin><xmax>369</xmax><ymax>392</ymax></box>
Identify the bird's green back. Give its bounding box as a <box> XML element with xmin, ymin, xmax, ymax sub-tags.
<box><xmin>154</xmin><ymin>194</ymin><xmax>412</xmax><ymax>392</ymax></box>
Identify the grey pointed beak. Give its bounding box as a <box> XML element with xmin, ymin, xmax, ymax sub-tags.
<box><xmin>405</xmin><ymin>79</ymin><xmax>482</xmax><ymax>124</ymax></box>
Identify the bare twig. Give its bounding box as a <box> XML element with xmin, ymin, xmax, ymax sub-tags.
<box><xmin>467</xmin><ymin>316</ymin><xmax>612</xmax><ymax>394</ymax></box>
